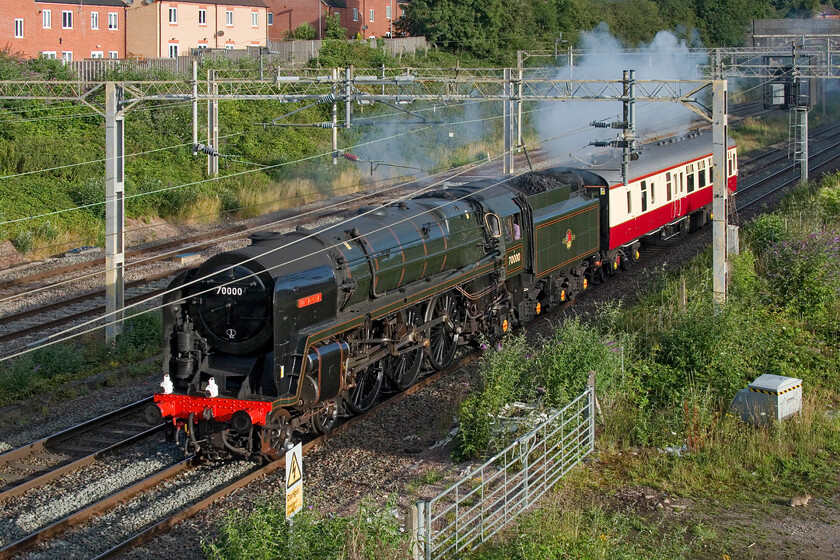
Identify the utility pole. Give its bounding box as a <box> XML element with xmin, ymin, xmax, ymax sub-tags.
<box><xmin>207</xmin><ymin>69</ymin><xmax>219</xmax><ymax>176</ymax></box>
<box><xmin>503</xmin><ymin>68</ymin><xmax>514</xmax><ymax>174</ymax></box>
<box><xmin>192</xmin><ymin>61</ymin><xmax>198</xmax><ymax>155</ymax></box>
<box><xmin>105</xmin><ymin>82</ymin><xmax>125</xmax><ymax>341</ymax></box>
<box><xmin>712</xmin><ymin>79</ymin><xmax>728</xmax><ymax>306</ymax></box>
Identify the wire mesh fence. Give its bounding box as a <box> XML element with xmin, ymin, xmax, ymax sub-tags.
<box><xmin>411</xmin><ymin>387</ymin><xmax>594</xmax><ymax>560</ymax></box>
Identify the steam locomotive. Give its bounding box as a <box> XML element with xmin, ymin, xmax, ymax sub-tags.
<box><xmin>144</xmin><ymin>131</ymin><xmax>737</xmax><ymax>460</ymax></box>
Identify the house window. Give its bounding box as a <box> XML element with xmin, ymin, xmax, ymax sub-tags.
<box><xmin>252</xmin><ymin>11</ymin><xmax>258</xmax><ymax>27</ymax></box>
<box><xmin>226</xmin><ymin>10</ymin><xmax>233</xmax><ymax>26</ymax></box>
<box><xmin>62</xmin><ymin>51</ymin><xmax>73</xmax><ymax>62</ymax></box>
<box><xmin>14</xmin><ymin>18</ymin><xmax>22</xmax><ymax>38</ymax></box>
<box><xmin>108</xmin><ymin>12</ymin><xmax>118</xmax><ymax>29</ymax></box>
<box><xmin>386</xmin><ymin>5</ymin><xmax>391</xmax><ymax>19</ymax></box>
<box><xmin>91</xmin><ymin>11</ymin><xmax>99</xmax><ymax>29</ymax></box>
<box><xmin>42</xmin><ymin>51</ymin><xmax>56</xmax><ymax>59</ymax></box>
<box><xmin>169</xmin><ymin>7</ymin><xmax>177</xmax><ymax>24</ymax></box>
<box><xmin>267</xmin><ymin>12</ymin><xmax>272</xmax><ymax>25</ymax></box>
<box><xmin>353</xmin><ymin>8</ymin><xmax>358</xmax><ymax>21</ymax></box>
<box><xmin>91</xmin><ymin>51</ymin><xmax>104</xmax><ymax>58</ymax></box>
<box><xmin>169</xmin><ymin>44</ymin><xmax>179</xmax><ymax>58</ymax></box>
<box><xmin>199</xmin><ymin>9</ymin><xmax>206</xmax><ymax>25</ymax></box>
<box><xmin>62</xmin><ymin>10</ymin><xmax>72</xmax><ymax>29</ymax></box>
<box><xmin>109</xmin><ymin>51</ymin><xmax>119</xmax><ymax>58</ymax></box>
<box><xmin>43</xmin><ymin>9</ymin><xmax>51</xmax><ymax>29</ymax></box>
<box><xmin>225</xmin><ymin>43</ymin><xmax>234</xmax><ymax>49</ymax></box>
<box><xmin>369</xmin><ymin>9</ymin><xmax>374</xmax><ymax>21</ymax></box>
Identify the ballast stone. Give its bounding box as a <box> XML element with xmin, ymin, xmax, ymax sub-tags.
<box><xmin>729</xmin><ymin>374</ymin><xmax>803</xmax><ymax>426</ymax></box>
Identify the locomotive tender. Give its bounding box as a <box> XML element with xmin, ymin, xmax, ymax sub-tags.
<box><xmin>145</xmin><ymin>131</ymin><xmax>737</xmax><ymax>460</ymax></box>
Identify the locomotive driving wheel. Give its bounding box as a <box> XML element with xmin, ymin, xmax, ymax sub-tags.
<box><xmin>384</xmin><ymin>307</ymin><xmax>424</xmax><ymax>391</ymax></box>
<box><xmin>345</xmin><ymin>324</ymin><xmax>384</xmax><ymax>415</ymax></box>
<box><xmin>425</xmin><ymin>292</ymin><xmax>461</xmax><ymax>370</ymax></box>
<box><xmin>346</xmin><ymin>361</ymin><xmax>384</xmax><ymax>414</ymax></box>
<box><xmin>260</xmin><ymin>409</ymin><xmax>292</xmax><ymax>461</ymax></box>
<box><xmin>311</xmin><ymin>402</ymin><xmax>340</xmax><ymax>434</ymax></box>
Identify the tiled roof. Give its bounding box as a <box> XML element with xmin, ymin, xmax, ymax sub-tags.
<box><xmin>137</xmin><ymin>0</ymin><xmax>268</xmax><ymax>6</ymax></box>
<box><xmin>38</xmin><ymin>0</ymin><xmax>129</xmax><ymax>6</ymax></box>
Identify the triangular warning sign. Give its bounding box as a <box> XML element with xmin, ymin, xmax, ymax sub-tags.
<box><xmin>287</xmin><ymin>453</ymin><xmax>302</xmax><ymax>488</ymax></box>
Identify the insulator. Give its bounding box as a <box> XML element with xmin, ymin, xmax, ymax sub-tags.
<box><xmin>317</xmin><ymin>122</ymin><xmax>334</xmax><ymax>128</ymax></box>
<box><xmin>193</xmin><ymin>143</ymin><xmax>222</xmax><ymax>157</ymax></box>
<box><xmin>591</xmin><ymin>121</ymin><xmax>611</xmax><ymax>128</ymax></box>
<box><xmin>343</xmin><ymin>152</ymin><xmax>359</xmax><ymax>162</ymax></box>
<box><xmin>320</xmin><ymin>93</ymin><xmax>336</xmax><ymax>103</ymax></box>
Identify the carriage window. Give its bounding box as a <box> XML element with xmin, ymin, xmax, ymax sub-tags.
<box><xmin>513</xmin><ymin>220</ymin><xmax>521</xmax><ymax>240</ymax></box>
<box><xmin>687</xmin><ymin>164</ymin><xmax>695</xmax><ymax>193</ymax></box>
<box><xmin>650</xmin><ymin>182</ymin><xmax>655</xmax><ymax>205</ymax></box>
<box><xmin>666</xmin><ymin>172</ymin><xmax>672</xmax><ymax>201</ymax></box>
<box><xmin>627</xmin><ymin>190</ymin><xmax>632</xmax><ymax>214</ymax></box>
<box><xmin>485</xmin><ymin>213</ymin><xmax>502</xmax><ymax>238</ymax></box>
<box><xmin>699</xmin><ymin>160</ymin><xmax>707</xmax><ymax>188</ymax></box>
<box><xmin>679</xmin><ymin>172</ymin><xmax>684</xmax><ymax>193</ymax></box>
<box><xmin>641</xmin><ymin>181</ymin><xmax>648</xmax><ymax>212</ymax></box>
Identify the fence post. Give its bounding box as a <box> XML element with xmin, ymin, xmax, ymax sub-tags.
<box><xmin>406</xmin><ymin>502</ymin><xmax>422</xmax><ymax>560</ymax></box>
<box><xmin>415</xmin><ymin>500</ymin><xmax>430</xmax><ymax>560</ymax></box>
<box><xmin>586</xmin><ymin>374</ymin><xmax>596</xmax><ymax>452</ymax></box>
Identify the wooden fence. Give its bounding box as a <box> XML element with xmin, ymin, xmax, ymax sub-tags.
<box><xmin>67</xmin><ymin>37</ymin><xmax>430</xmax><ymax>80</ymax></box>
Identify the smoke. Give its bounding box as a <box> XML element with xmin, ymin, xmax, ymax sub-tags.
<box><xmin>534</xmin><ymin>23</ymin><xmax>710</xmax><ymax>162</ymax></box>
<box><xmin>342</xmin><ymin>98</ymin><xmax>498</xmax><ymax>183</ymax></box>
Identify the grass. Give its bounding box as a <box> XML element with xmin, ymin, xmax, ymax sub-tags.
<box><xmin>203</xmin><ymin>498</ymin><xmax>411</xmax><ymax>560</ymax></box>
<box><xmin>0</xmin><ymin>312</ymin><xmax>163</xmax><ymax>406</ymax></box>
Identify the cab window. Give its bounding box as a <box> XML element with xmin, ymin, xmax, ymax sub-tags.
<box><xmin>485</xmin><ymin>213</ymin><xmax>502</xmax><ymax>238</ymax></box>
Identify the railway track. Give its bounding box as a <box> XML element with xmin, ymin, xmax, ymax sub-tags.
<box><xmin>0</xmin><ymin>399</ymin><xmax>162</xmax><ymax>504</ymax></box>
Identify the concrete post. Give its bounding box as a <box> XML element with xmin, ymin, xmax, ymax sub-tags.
<box><xmin>192</xmin><ymin>61</ymin><xmax>198</xmax><ymax>155</ymax></box>
<box><xmin>503</xmin><ymin>68</ymin><xmax>514</xmax><ymax>174</ymax></box>
<box><xmin>207</xmin><ymin>69</ymin><xmax>219</xmax><ymax>176</ymax></box>
<box><xmin>712</xmin><ymin>79</ymin><xmax>728</xmax><ymax>306</ymax></box>
<box><xmin>332</xmin><ymin>68</ymin><xmax>338</xmax><ymax>165</ymax></box>
<box><xmin>105</xmin><ymin>82</ymin><xmax>125</xmax><ymax>342</ymax></box>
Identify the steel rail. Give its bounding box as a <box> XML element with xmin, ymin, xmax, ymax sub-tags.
<box><xmin>0</xmin><ymin>397</ymin><xmax>162</xmax><ymax>503</ymax></box>
<box><xmin>0</xmin><ymin>458</ymin><xmax>193</xmax><ymax>560</ymax></box>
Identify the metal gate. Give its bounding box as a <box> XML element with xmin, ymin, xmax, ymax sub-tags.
<box><xmin>411</xmin><ymin>388</ymin><xmax>594</xmax><ymax>559</ymax></box>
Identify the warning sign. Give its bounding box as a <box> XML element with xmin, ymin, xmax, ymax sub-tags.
<box><xmin>285</xmin><ymin>442</ymin><xmax>303</xmax><ymax>519</ymax></box>
<box><xmin>287</xmin><ymin>451</ymin><xmax>302</xmax><ymax>488</ymax></box>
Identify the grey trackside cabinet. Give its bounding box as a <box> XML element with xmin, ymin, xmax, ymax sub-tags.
<box><xmin>729</xmin><ymin>374</ymin><xmax>803</xmax><ymax>426</ymax></box>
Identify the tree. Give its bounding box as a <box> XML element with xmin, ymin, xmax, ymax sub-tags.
<box><xmin>325</xmin><ymin>13</ymin><xmax>346</xmax><ymax>40</ymax></box>
<box><xmin>284</xmin><ymin>22</ymin><xmax>317</xmax><ymax>41</ymax></box>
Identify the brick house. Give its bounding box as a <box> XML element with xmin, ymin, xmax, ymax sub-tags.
<box><xmin>0</xmin><ymin>0</ymin><xmax>127</xmax><ymax>60</ymax></box>
<box><xmin>817</xmin><ymin>4</ymin><xmax>840</xmax><ymax>19</ymax></box>
<box><xmin>265</xmin><ymin>0</ymin><xmax>407</xmax><ymax>41</ymax></box>
<box><xmin>126</xmin><ymin>0</ymin><xmax>268</xmax><ymax>58</ymax></box>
